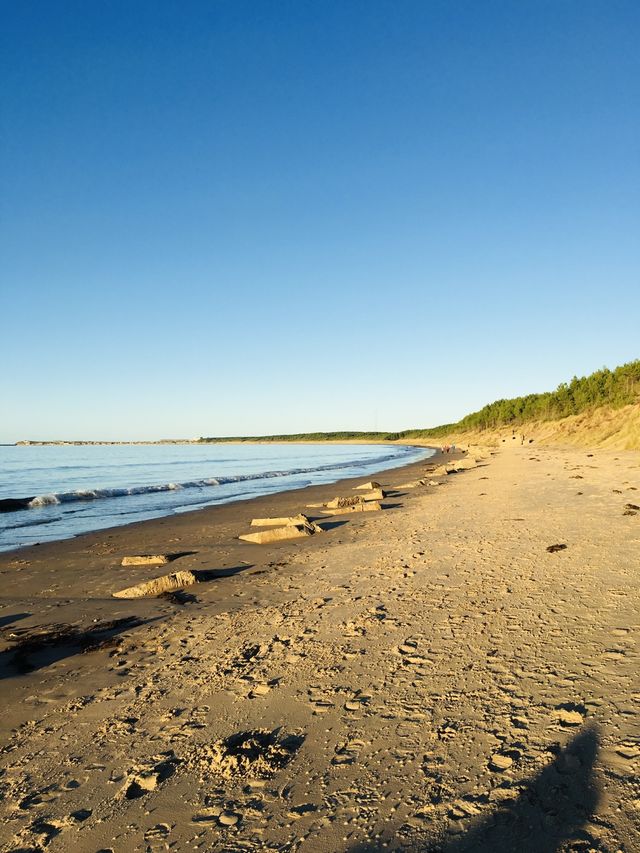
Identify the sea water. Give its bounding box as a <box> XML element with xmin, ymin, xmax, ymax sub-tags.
<box><xmin>0</xmin><ymin>443</ymin><xmax>433</xmax><ymax>552</ymax></box>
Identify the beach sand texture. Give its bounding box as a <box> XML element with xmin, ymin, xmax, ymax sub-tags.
<box><xmin>0</xmin><ymin>445</ymin><xmax>638</xmax><ymax>851</ymax></box>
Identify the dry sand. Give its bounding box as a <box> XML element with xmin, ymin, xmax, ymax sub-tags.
<box><xmin>0</xmin><ymin>445</ymin><xmax>638</xmax><ymax>852</ymax></box>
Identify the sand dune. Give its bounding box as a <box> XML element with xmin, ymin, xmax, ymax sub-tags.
<box><xmin>429</xmin><ymin>401</ymin><xmax>640</xmax><ymax>451</ymax></box>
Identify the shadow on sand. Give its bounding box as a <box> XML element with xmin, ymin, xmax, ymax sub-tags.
<box><xmin>316</xmin><ymin>520</ymin><xmax>350</xmax><ymax>532</ymax></box>
<box><xmin>191</xmin><ymin>565</ymin><xmax>254</xmax><ymax>581</ymax></box>
<box><xmin>348</xmin><ymin>726</ymin><xmax>601</xmax><ymax>853</ymax></box>
<box><xmin>137</xmin><ymin>562</ymin><xmax>267</xmax><ymax>605</ymax></box>
<box><xmin>0</xmin><ymin>615</ymin><xmax>159</xmax><ymax>680</ymax></box>
<box><xmin>164</xmin><ymin>550</ymin><xmax>198</xmax><ymax>561</ymax></box>
<box><xmin>0</xmin><ymin>612</ymin><xmax>31</xmax><ymax>630</ymax></box>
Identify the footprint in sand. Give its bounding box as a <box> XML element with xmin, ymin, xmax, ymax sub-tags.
<box><xmin>19</xmin><ymin>784</ymin><xmax>61</xmax><ymax>810</ymax></box>
<box><xmin>611</xmin><ymin>627</ymin><xmax>630</xmax><ymax>637</ymax></box>
<box><xmin>192</xmin><ymin>806</ymin><xmax>223</xmax><ymax>823</ymax></box>
<box><xmin>144</xmin><ymin>823</ymin><xmax>172</xmax><ymax>842</ymax></box>
<box><xmin>332</xmin><ymin>739</ymin><xmax>367</xmax><ymax>765</ymax></box>
<box><xmin>69</xmin><ymin>808</ymin><xmax>92</xmax><ymax>823</ymax></box>
<box><xmin>182</xmin><ymin>728</ymin><xmax>305</xmax><ymax>780</ymax></box>
<box><xmin>22</xmin><ymin>818</ymin><xmax>70</xmax><ymax>847</ymax></box>
<box><xmin>123</xmin><ymin>753</ymin><xmax>179</xmax><ymax>799</ymax></box>
<box><xmin>603</xmin><ymin>648</ymin><xmax>627</xmax><ymax>660</ymax></box>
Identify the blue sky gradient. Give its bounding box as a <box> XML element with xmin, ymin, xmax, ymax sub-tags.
<box><xmin>2</xmin><ymin>1</ymin><xmax>639</xmax><ymax>440</ymax></box>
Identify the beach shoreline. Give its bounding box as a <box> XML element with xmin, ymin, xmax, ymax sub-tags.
<box><xmin>0</xmin><ymin>441</ymin><xmax>439</xmax><ymax>558</ymax></box>
<box><xmin>10</xmin><ymin>438</ymin><xmax>433</xmax><ymax>447</ymax></box>
<box><xmin>1</xmin><ymin>442</ymin><xmax>638</xmax><ymax>851</ymax></box>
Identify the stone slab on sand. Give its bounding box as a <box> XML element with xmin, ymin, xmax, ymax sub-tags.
<box><xmin>396</xmin><ymin>478</ymin><xmax>434</xmax><ymax>489</ymax></box>
<box><xmin>431</xmin><ymin>459</ymin><xmax>477</xmax><ymax>475</ymax></box>
<box><xmin>239</xmin><ymin>520</ymin><xmax>323</xmax><ymax>544</ymax></box>
<box><xmin>353</xmin><ymin>480</ymin><xmax>382</xmax><ymax>490</ymax></box>
<box><xmin>432</xmin><ymin>464</ymin><xmax>453</xmax><ymax>475</ymax></box>
<box><xmin>113</xmin><ymin>570</ymin><xmax>197</xmax><ymax>598</ymax></box>
<box><xmin>452</xmin><ymin>457</ymin><xmax>478</xmax><ymax>471</ymax></box>
<box><xmin>320</xmin><ymin>500</ymin><xmax>383</xmax><ymax>516</ymax></box>
<box><xmin>120</xmin><ymin>554</ymin><xmax>170</xmax><ymax>566</ymax></box>
<box><xmin>250</xmin><ymin>513</ymin><xmax>311</xmax><ymax>527</ymax></box>
<box><xmin>324</xmin><ymin>495</ymin><xmax>365</xmax><ymax>509</ymax></box>
<box><xmin>309</xmin><ymin>489</ymin><xmax>385</xmax><ymax>510</ymax></box>
<box><xmin>358</xmin><ymin>488</ymin><xmax>385</xmax><ymax>501</ymax></box>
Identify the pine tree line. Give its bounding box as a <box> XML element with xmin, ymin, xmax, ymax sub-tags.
<box><xmin>198</xmin><ymin>360</ymin><xmax>640</xmax><ymax>442</ymax></box>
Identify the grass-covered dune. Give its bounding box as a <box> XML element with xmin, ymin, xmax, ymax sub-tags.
<box><xmin>199</xmin><ymin>360</ymin><xmax>640</xmax><ymax>448</ymax></box>
<box><xmin>449</xmin><ymin>360</ymin><xmax>640</xmax><ymax>433</ymax></box>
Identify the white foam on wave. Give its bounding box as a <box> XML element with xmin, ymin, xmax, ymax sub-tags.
<box><xmin>20</xmin><ymin>448</ymin><xmax>418</xmax><ymax>511</ymax></box>
<box><xmin>29</xmin><ymin>494</ymin><xmax>61</xmax><ymax>507</ymax></box>
<box><xmin>1</xmin><ymin>444</ymin><xmax>436</xmax><ymax>553</ymax></box>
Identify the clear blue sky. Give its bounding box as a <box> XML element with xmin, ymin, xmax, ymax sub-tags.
<box><xmin>2</xmin><ymin>1</ymin><xmax>638</xmax><ymax>441</ymax></box>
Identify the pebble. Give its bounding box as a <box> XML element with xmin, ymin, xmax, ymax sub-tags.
<box><xmin>555</xmin><ymin>709</ymin><xmax>584</xmax><ymax>726</ymax></box>
<box><xmin>489</xmin><ymin>754</ymin><xmax>513</xmax><ymax>771</ymax></box>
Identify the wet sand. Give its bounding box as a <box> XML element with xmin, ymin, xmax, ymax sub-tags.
<box><xmin>0</xmin><ymin>444</ymin><xmax>638</xmax><ymax>851</ymax></box>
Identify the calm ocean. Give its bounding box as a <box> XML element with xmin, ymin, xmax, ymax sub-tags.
<box><xmin>0</xmin><ymin>443</ymin><xmax>433</xmax><ymax>552</ymax></box>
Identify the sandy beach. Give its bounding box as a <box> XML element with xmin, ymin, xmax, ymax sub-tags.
<box><xmin>0</xmin><ymin>443</ymin><xmax>638</xmax><ymax>852</ymax></box>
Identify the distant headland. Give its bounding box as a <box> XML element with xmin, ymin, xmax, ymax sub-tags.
<box><xmin>14</xmin><ymin>439</ymin><xmax>201</xmax><ymax>446</ymax></box>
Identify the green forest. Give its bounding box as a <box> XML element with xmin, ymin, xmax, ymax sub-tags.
<box><xmin>448</xmin><ymin>360</ymin><xmax>640</xmax><ymax>433</ymax></box>
<box><xmin>199</xmin><ymin>360</ymin><xmax>640</xmax><ymax>443</ymax></box>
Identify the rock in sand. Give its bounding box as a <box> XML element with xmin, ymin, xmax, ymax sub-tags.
<box><xmin>121</xmin><ymin>554</ymin><xmax>171</xmax><ymax>566</ymax></box>
<box><xmin>113</xmin><ymin>570</ymin><xmax>197</xmax><ymax>598</ymax></box>
<box><xmin>239</xmin><ymin>520</ymin><xmax>323</xmax><ymax>544</ymax></box>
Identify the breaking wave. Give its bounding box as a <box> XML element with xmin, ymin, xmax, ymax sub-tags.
<box><xmin>21</xmin><ymin>450</ymin><xmax>410</xmax><ymax>510</ymax></box>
